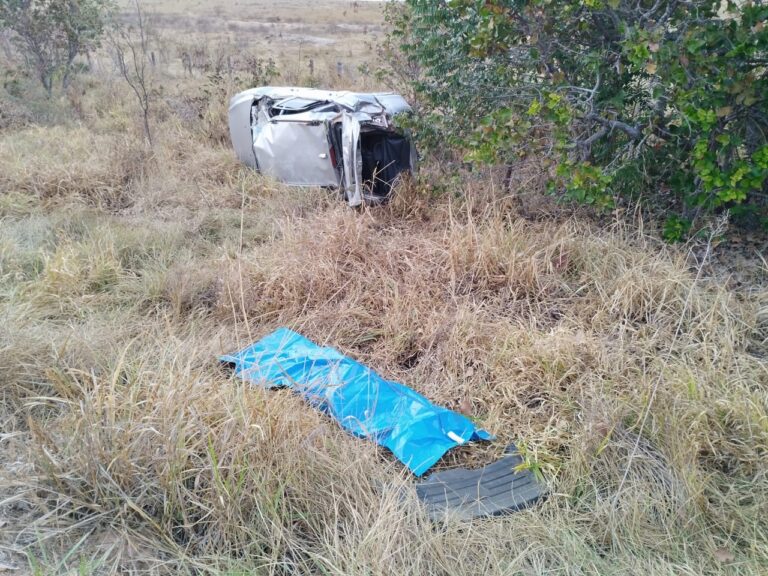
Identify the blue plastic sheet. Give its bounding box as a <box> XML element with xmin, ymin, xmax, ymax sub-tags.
<box><xmin>221</xmin><ymin>328</ymin><xmax>492</xmax><ymax>476</ymax></box>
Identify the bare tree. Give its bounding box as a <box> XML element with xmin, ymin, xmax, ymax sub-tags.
<box><xmin>110</xmin><ymin>0</ymin><xmax>153</xmax><ymax>147</ymax></box>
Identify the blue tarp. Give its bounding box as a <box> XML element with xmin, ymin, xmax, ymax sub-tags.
<box><xmin>221</xmin><ymin>328</ymin><xmax>492</xmax><ymax>476</ymax></box>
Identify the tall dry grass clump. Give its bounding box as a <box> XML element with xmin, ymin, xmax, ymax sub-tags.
<box><xmin>0</xmin><ymin>125</ymin><xmax>149</xmax><ymax>210</ymax></box>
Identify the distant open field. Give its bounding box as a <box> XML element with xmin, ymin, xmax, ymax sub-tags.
<box><xmin>0</xmin><ymin>1</ymin><xmax>767</xmax><ymax>575</ymax></box>
<box><xmin>112</xmin><ymin>0</ymin><xmax>388</xmax><ymax>88</ymax></box>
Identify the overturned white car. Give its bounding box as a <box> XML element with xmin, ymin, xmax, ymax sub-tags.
<box><xmin>228</xmin><ymin>86</ymin><xmax>416</xmax><ymax>206</ymax></box>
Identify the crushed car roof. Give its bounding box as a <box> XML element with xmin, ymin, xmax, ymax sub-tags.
<box><xmin>229</xmin><ymin>86</ymin><xmax>412</xmax><ymax>116</ymax></box>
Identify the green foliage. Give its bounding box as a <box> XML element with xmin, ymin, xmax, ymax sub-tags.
<box><xmin>553</xmin><ymin>161</ymin><xmax>614</xmax><ymax>209</ymax></box>
<box><xmin>662</xmin><ymin>214</ymin><xmax>692</xmax><ymax>243</ymax></box>
<box><xmin>0</xmin><ymin>0</ymin><xmax>112</xmax><ymax>95</ymax></box>
<box><xmin>389</xmin><ymin>0</ymin><xmax>768</xmax><ymax>235</ymax></box>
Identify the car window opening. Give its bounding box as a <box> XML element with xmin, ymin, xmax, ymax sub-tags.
<box><xmin>360</xmin><ymin>130</ymin><xmax>412</xmax><ymax>199</ymax></box>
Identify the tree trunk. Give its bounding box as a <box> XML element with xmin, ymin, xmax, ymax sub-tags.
<box><xmin>62</xmin><ymin>50</ymin><xmax>78</xmax><ymax>90</ymax></box>
<box><xmin>41</xmin><ymin>71</ymin><xmax>52</xmax><ymax>96</ymax></box>
<box><xmin>503</xmin><ymin>164</ymin><xmax>514</xmax><ymax>191</ymax></box>
<box><xmin>142</xmin><ymin>106</ymin><xmax>153</xmax><ymax>148</ymax></box>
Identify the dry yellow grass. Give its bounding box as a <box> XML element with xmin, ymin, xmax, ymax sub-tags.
<box><xmin>109</xmin><ymin>0</ymin><xmax>387</xmax><ymax>90</ymax></box>
<box><xmin>1</xmin><ymin>2</ymin><xmax>767</xmax><ymax>574</ymax></box>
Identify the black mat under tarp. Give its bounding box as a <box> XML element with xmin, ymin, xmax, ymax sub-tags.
<box><xmin>415</xmin><ymin>444</ymin><xmax>545</xmax><ymax>521</ymax></box>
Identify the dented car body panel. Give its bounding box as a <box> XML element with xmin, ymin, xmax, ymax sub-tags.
<box><xmin>228</xmin><ymin>86</ymin><xmax>415</xmax><ymax>205</ymax></box>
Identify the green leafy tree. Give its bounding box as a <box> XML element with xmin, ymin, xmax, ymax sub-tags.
<box><xmin>389</xmin><ymin>0</ymin><xmax>768</xmax><ymax>237</ymax></box>
<box><xmin>0</xmin><ymin>0</ymin><xmax>111</xmax><ymax>95</ymax></box>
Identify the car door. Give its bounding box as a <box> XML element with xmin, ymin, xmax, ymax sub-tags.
<box><xmin>253</xmin><ymin>117</ymin><xmax>339</xmax><ymax>187</ymax></box>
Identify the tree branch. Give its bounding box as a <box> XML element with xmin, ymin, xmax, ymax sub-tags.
<box><xmin>585</xmin><ymin>113</ymin><xmax>643</xmax><ymax>140</ymax></box>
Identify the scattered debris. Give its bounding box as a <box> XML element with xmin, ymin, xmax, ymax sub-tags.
<box><xmin>415</xmin><ymin>444</ymin><xmax>544</xmax><ymax>521</ymax></box>
<box><xmin>221</xmin><ymin>328</ymin><xmax>544</xmax><ymax>519</ymax></box>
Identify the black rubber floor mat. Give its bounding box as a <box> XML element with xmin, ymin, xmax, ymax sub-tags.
<box><xmin>415</xmin><ymin>444</ymin><xmax>544</xmax><ymax>521</ymax></box>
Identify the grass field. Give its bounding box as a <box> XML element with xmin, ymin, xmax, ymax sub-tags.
<box><xmin>120</xmin><ymin>0</ymin><xmax>387</xmax><ymax>88</ymax></box>
<box><xmin>1</xmin><ymin>1</ymin><xmax>767</xmax><ymax>574</ymax></box>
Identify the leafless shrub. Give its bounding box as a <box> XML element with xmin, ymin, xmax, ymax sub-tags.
<box><xmin>109</xmin><ymin>0</ymin><xmax>155</xmax><ymax>147</ymax></box>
